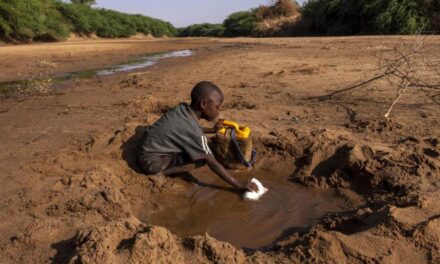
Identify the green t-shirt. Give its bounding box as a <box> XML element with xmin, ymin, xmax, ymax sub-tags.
<box><xmin>140</xmin><ymin>103</ymin><xmax>212</xmax><ymax>161</ymax></box>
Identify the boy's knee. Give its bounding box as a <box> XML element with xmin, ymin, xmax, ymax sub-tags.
<box><xmin>138</xmin><ymin>154</ymin><xmax>170</xmax><ymax>175</ymax></box>
<box><xmin>138</xmin><ymin>158</ymin><xmax>159</xmax><ymax>175</ymax></box>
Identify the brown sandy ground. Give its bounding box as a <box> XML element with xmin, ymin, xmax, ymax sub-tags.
<box><xmin>0</xmin><ymin>37</ymin><xmax>439</xmax><ymax>263</ymax></box>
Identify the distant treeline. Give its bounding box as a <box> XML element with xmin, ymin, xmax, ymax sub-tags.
<box><xmin>0</xmin><ymin>0</ymin><xmax>176</xmax><ymax>42</ymax></box>
<box><xmin>1</xmin><ymin>0</ymin><xmax>438</xmax><ymax>43</ymax></box>
<box><xmin>303</xmin><ymin>0</ymin><xmax>439</xmax><ymax>35</ymax></box>
<box><xmin>178</xmin><ymin>0</ymin><xmax>440</xmax><ymax>37</ymax></box>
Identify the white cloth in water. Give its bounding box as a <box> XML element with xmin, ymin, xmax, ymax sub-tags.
<box><xmin>243</xmin><ymin>178</ymin><xmax>268</xmax><ymax>201</ymax></box>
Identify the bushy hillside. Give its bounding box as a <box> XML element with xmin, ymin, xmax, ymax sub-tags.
<box><xmin>0</xmin><ymin>0</ymin><xmax>176</xmax><ymax>42</ymax></box>
<box><xmin>178</xmin><ymin>0</ymin><xmax>439</xmax><ymax>38</ymax></box>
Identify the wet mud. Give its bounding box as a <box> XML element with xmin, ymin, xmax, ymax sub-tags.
<box><xmin>145</xmin><ymin>162</ymin><xmax>349</xmax><ymax>249</ymax></box>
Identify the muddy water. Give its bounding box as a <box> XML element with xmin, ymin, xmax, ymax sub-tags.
<box><xmin>145</xmin><ymin>162</ymin><xmax>348</xmax><ymax>250</ymax></box>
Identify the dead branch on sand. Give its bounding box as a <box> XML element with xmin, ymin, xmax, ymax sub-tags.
<box><xmin>309</xmin><ymin>29</ymin><xmax>440</xmax><ymax>120</ymax></box>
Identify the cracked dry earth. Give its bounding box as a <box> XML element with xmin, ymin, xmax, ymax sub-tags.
<box><xmin>0</xmin><ymin>37</ymin><xmax>439</xmax><ymax>263</ymax></box>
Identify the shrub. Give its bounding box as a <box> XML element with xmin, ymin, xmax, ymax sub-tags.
<box><xmin>57</xmin><ymin>2</ymin><xmax>101</xmax><ymax>35</ymax></box>
<box><xmin>365</xmin><ymin>0</ymin><xmax>427</xmax><ymax>34</ymax></box>
<box><xmin>223</xmin><ymin>11</ymin><xmax>258</xmax><ymax>37</ymax></box>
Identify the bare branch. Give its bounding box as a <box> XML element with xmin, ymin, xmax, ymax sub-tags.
<box><xmin>307</xmin><ymin>25</ymin><xmax>438</xmax><ymax>121</ymax></box>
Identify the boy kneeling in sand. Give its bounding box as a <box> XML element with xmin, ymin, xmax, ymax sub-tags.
<box><xmin>138</xmin><ymin>81</ymin><xmax>257</xmax><ymax>192</ymax></box>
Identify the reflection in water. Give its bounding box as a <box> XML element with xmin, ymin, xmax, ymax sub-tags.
<box><xmin>147</xmin><ymin>162</ymin><xmax>348</xmax><ymax>249</ymax></box>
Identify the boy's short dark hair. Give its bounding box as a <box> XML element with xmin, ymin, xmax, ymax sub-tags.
<box><xmin>191</xmin><ymin>81</ymin><xmax>223</xmax><ymax>106</ymax></box>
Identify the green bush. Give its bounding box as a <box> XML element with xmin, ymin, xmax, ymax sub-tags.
<box><xmin>223</xmin><ymin>11</ymin><xmax>258</xmax><ymax>37</ymax></box>
<box><xmin>366</xmin><ymin>0</ymin><xmax>427</xmax><ymax>34</ymax></box>
<box><xmin>178</xmin><ymin>23</ymin><xmax>224</xmax><ymax>37</ymax></box>
<box><xmin>0</xmin><ymin>0</ymin><xmax>70</xmax><ymax>41</ymax></box>
<box><xmin>57</xmin><ymin>2</ymin><xmax>101</xmax><ymax>35</ymax></box>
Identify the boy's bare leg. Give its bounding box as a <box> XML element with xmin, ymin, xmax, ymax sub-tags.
<box><xmin>163</xmin><ymin>163</ymin><xmax>197</xmax><ymax>176</ymax></box>
<box><xmin>163</xmin><ymin>160</ymin><xmax>204</xmax><ymax>176</ymax></box>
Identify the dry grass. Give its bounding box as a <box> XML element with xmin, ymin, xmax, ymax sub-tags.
<box><xmin>253</xmin><ymin>0</ymin><xmax>302</xmax><ymax>37</ymax></box>
<box><xmin>255</xmin><ymin>0</ymin><xmax>299</xmax><ymax>20</ymax></box>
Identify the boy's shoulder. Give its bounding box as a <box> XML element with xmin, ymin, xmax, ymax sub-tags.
<box><xmin>165</xmin><ymin>102</ymin><xmax>191</xmax><ymax>119</ymax></box>
<box><xmin>152</xmin><ymin>102</ymin><xmax>200</xmax><ymax>132</ymax></box>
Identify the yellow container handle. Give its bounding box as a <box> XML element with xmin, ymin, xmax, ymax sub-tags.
<box><xmin>222</xmin><ymin>120</ymin><xmax>240</xmax><ymax>131</ymax></box>
<box><xmin>218</xmin><ymin>120</ymin><xmax>251</xmax><ymax>139</ymax></box>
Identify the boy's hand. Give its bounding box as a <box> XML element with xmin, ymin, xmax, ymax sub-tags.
<box><xmin>212</xmin><ymin>118</ymin><xmax>225</xmax><ymax>132</ymax></box>
<box><xmin>205</xmin><ymin>155</ymin><xmax>258</xmax><ymax>193</ymax></box>
<box><xmin>242</xmin><ymin>180</ymin><xmax>259</xmax><ymax>192</ymax></box>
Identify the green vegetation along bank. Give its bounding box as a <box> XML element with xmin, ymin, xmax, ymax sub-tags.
<box><xmin>178</xmin><ymin>0</ymin><xmax>440</xmax><ymax>37</ymax></box>
<box><xmin>0</xmin><ymin>0</ymin><xmax>176</xmax><ymax>43</ymax></box>
<box><xmin>1</xmin><ymin>0</ymin><xmax>438</xmax><ymax>43</ymax></box>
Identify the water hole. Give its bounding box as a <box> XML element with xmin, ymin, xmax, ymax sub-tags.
<box><xmin>143</xmin><ymin>161</ymin><xmax>350</xmax><ymax>250</ymax></box>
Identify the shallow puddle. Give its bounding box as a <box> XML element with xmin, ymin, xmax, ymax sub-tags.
<box><xmin>145</xmin><ymin>162</ymin><xmax>349</xmax><ymax>250</ymax></box>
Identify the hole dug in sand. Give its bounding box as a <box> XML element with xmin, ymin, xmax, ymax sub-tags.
<box><xmin>140</xmin><ymin>160</ymin><xmax>350</xmax><ymax>250</ymax></box>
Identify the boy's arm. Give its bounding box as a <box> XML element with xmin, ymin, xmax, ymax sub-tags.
<box><xmin>201</xmin><ymin>127</ymin><xmax>216</xmax><ymax>134</ymax></box>
<box><xmin>201</xmin><ymin>119</ymin><xmax>224</xmax><ymax>134</ymax></box>
<box><xmin>205</xmin><ymin>155</ymin><xmax>257</xmax><ymax>191</ymax></box>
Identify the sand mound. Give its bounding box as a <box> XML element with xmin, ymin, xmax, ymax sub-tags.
<box><xmin>290</xmin><ymin>131</ymin><xmax>440</xmax><ymax>206</ymax></box>
<box><xmin>275</xmin><ymin>204</ymin><xmax>440</xmax><ymax>263</ymax></box>
<box><xmin>70</xmin><ymin>219</ymin><xmax>246</xmax><ymax>264</ymax></box>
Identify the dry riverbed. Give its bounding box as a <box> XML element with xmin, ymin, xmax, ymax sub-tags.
<box><xmin>0</xmin><ymin>37</ymin><xmax>439</xmax><ymax>263</ymax></box>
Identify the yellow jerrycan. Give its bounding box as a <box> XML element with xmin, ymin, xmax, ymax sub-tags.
<box><xmin>211</xmin><ymin>120</ymin><xmax>256</xmax><ymax>169</ymax></box>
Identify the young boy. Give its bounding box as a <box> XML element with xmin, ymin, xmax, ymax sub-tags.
<box><xmin>138</xmin><ymin>81</ymin><xmax>257</xmax><ymax>192</ymax></box>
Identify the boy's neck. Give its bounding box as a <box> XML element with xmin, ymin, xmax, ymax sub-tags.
<box><xmin>189</xmin><ymin>104</ymin><xmax>202</xmax><ymax>120</ymax></box>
